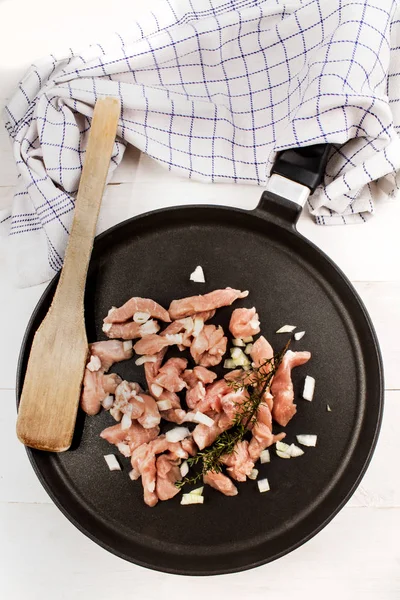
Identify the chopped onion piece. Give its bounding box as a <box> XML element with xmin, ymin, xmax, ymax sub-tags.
<box><xmin>257</xmin><ymin>478</ymin><xmax>270</xmax><ymax>493</ymax></box>
<box><xmin>166</xmin><ymin>427</ymin><xmax>191</xmax><ymax>443</ymax></box>
<box><xmin>244</xmin><ymin>343</ymin><xmax>253</xmax><ymax>355</ymax></box>
<box><xmin>276</xmin><ymin>441</ymin><xmax>290</xmax><ymax>453</ymax></box>
<box><xmin>192</xmin><ymin>317</ymin><xmax>204</xmax><ymax>338</ymax></box>
<box><xmin>181</xmin><ymin>493</ymin><xmax>204</xmax><ymax>505</ymax></box>
<box><xmin>191</xmin><ymin>487</ymin><xmax>204</xmax><ymax>496</ymax></box>
<box><xmin>123</xmin><ymin>340</ymin><xmax>133</xmax><ymax>351</ymax></box>
<box><xmin>121</xmin><ymin>413</ymin><xmax>132</xmax><ymax>431</ymax></box>
<box><xmin>232</xmin><ymin>338</ymin><xmax>245</xmax><ymax>347</ymax></box>
<box><xmin>193</xmin><ymin>411</ymin><xmax>214</xmax><ymax>427</ymax></box>
<box><xmin>104</xmin><ymin>454</ymin><xmax>121</xmax><ymax>471</ymax></box>
<box><xmin>181</xmin><ymin>317</ymin><xmax>194</xmax><ymax>333</ymax></box>
<box><xmin>230</xmin><ymin>347</ymin><xmax>243</xmax><ymax>359</ymax></box>
<box><xmin>180</xmin><ymin>461</ymin><xmax>189</xmax><ymax>477</ymax></box>
<box><xmin>248</xmin><ymin>468</ymin><xmax>259</xmax><ymax>480</ymax></box>
<box><xmin>294</xmin><ymin>331</ymin><xmax>305</xmax><ymax>341</ymax></box>
<box><xmin>276</xmin><ymin>325</ymin><xmax>296</xmax><ymax>333</ymax></box>
<box><xmin>287</xmin><ymin>443</ymin><xmax>304</xmax><ymax>457</ymax></box>
<box><xmin>165</xmin><ymin>333</ymin><xmax>183</xmax><ymax>344</ymax></box>
<box><xmin>116</xmin><ymin>442</ymin><xmax>131</xmax><ymax>457</ymax></box>
<box><xmin>101</xmin><ymin>395</ymin><xmax>114</xmax><ymax>410</ymax></box>
<box><xmin>276</xmin><ymin>450</ymin><xmax>291</xmax><ymax>459</ymax></box>
<box><xmin>260</xmin><ymin>449</ymin><xmax>270</xmax><ymax>464</ymax></box>
<box><xmin>133</xmin><ymin>311</ymin><xmax>151</xmax><ymax>324</ymax></box>
<box><xmin>157</xmin><ymin>399</ymin><xmax>172</xmax><ymax>411</ymax></box>
<box><xmin>129</xmin><ymin>468</ymin><xmax>140</xmax><ymax>481</ymax></box>
<box><xmin>224</xmin><ymin>359</ymin><xmax>237</xmax><ymax>369</ymax></box>
<box><xmin>303</xmin><ymin>375</ymin><xmax>315</xmax><ymax>401</ymax></box>
<box><xmin>86</xmin><ymin>355</ymin><xmax>101</xmax><ymax>372</ymax></box>
<box><xmin>102</xmin><ymin>322</ymin><xmax>112</xmax><ymax>333</ymax></box>
<box><xmin>242</xmin><ymin>336</ymin><xmax>253</xmax><ymax>343</ymax></box>
<box><xmin>327</xmin><ymin>404</ymin><xmax>332</xmax><ymax>412</ymax></box>
<box><xmin>151</xmin><ymin>383</ymin><xmax>163</xmax><ymax>398</ymax></box>
<box><xmin>107</xmin><ymin>306</ymin><xmax>116</xmax><ymax>316</ymax></box>
<box><xmin>135</xmin><ymin>355</ymin><xmax>157</xmax><ymax>366</ymax></box>
<box><xmin>296</xmin><ymin>434</ymin><xmax>317</xmax><ymax>447</ymax></box>
<box><xmin>140</xmin><ymin>319</ymin><xmax>159</xmax><ymax>336</ymax></box>
<box><xmin>110</xmin><ymin>407</ymin><xmax>122</xmax><ymax>421</ymax></box>
<box><xmin>190</xmin><ymin>265</ymin><xmax>206</xmax><ymax>283</ymax></box>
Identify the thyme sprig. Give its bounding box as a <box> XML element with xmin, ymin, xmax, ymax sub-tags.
<box><xmin>176</xmin><ymin>340</ymin><xmax>290</xmax><ymax>488</ymax></box>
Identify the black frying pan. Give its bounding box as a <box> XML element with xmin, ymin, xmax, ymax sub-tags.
<box><xmin>16</xmin><ymin>145</ymin><xmax>383</xmax><ymax>575</ymax></box>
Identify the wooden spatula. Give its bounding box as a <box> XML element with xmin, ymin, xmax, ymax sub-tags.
<box><xmin>16</xmin><ymin>97</ymin><xmax>121</xmax><ymax>452</ymax></box>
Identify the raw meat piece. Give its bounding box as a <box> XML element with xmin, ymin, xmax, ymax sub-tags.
<box><xmin>192</xmin><ymin>411</ymin><xmax>232</xmax><ymax>450</ymax></box>
<box><xmin>221</xmin><ymin>440</ymin><xmax>254</xmax><ymax>482</ymax></box>
<box><xmin>89</xmin><ymin>340</ymin><xmax>133</xmax><ymax>372</ymax></box>
<box><xmin>248</xmin><ymin>401</ymin><xmax>286</xmax><ymax>461</ymax></box>
<box><xmin>104</xmin><ymin>297</ymin><xmax>171</xmax><ymax>324</ymax></box>
<box><xmin>169</xmin><ymin>288</ymin><xmax>249</xmax><ymax>320</ymax></box>
<box><xmin>203</xmin><ymin>471</ymin><xmax>238</xmax><ymax>496</ymax></box>
<box><xmin>100</xmin><ymin>421</ymin><xmax>159</xmax><ymax>452</ymax></box>
<box><xmin>104</xmin><ymin>320</ymin><xmax>160</xmax><ymax>340</ymax></box>
<box><xmin>271</xmin><ymin>350</ymin><xmax>311</xmax><ymax>426</ymax></box>
<box><xmin>229</xmin><ymin>307</ymin><xmax>260</xmax><ymax>339</ymax></box>
<box><xmin>80</xmin><ymin>371</ymin><xmax>121</xmax><ymax>416</ymax></box>
<box><xmin>190</xmin><ymin>324</ymin><xmax>227</xmax><ymax>367</ymax></box>
<box><xmin>137</xmin><ymin>394</ymin><xmax>161</xmax><ymax>429</ymax></box>
<box><xmin>156</xmin><ymin>454</ymin><xmax>181</xmax><ymax>501</ymax></box>
<box><xmin>134</xmin><ymin>333</ymin><xmax>183</xmax><ymax>355</ymax></box>
<box><xmin>154</xmin><ymin>357</ymin><xmax>188</xmax><ymax>392</ymax></box>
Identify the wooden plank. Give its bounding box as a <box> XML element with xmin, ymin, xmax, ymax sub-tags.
<box><xmin>0</xmin><ymin>502</ymin><xmax>398</xmax><ymax>599</ymax></box>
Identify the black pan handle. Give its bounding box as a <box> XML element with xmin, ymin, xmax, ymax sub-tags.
<box><xmin>257</xmin><ymin>144</ymin><xmax>330</xmax><ymax>225</ymax></box>
<box><xmin>271</xmin><ymin>144</ymin><xmax>330</xmax><ymax>193</ymax></box>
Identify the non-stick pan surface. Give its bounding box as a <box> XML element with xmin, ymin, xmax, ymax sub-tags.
<box><xmin>17</xmin><ymin>199</ymin><xmax>383</xmax><ymax>575</ymax></box>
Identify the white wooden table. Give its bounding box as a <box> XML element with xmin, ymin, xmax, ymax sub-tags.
<box><xmin>0</xmin><ymin>3</ymin><xmax>399</xmax><ymax>598</ymax></box>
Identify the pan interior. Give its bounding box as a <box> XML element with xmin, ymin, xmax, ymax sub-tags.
<box><xmin>19</xmin><ymin>206</ymin><xmax>381</xmax><ymax>575</ymax></box>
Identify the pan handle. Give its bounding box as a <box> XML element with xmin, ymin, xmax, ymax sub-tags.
<box><xmin>257</xmin><ymin>144</ymin><xmax>330</xmax><ymax>225</ymax></box>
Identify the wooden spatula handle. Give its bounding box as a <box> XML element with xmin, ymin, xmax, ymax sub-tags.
<box><xmin>51</xmin><ymin>97</ymin><xmax>121</xmax><ymax>316</ymax></box>
<box><xmin>16</xmin><ymin>97</ymin><xmax>120</xmax><ymax>452</ymax></box>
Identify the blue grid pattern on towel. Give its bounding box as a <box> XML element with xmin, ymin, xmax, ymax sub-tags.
<box><xmin>2</xmin><ymin>0</ymin><xmax>400</xmax><ymax>286</ymax></box>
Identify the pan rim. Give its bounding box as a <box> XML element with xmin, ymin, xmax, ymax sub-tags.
<box><xmin>16</xmin><ymin>203</ymin><xmax>384</xmax><ymax>576</ymax></box>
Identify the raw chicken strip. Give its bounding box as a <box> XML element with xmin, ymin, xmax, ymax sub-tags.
<box><xmin>193</xmin><ymin>309</ymin><xmax>216</xmax><ymax>322</ymax></box>
<box><xmin>192</xmin><ymin>411</ymin><xmax>232</xmax><ymax>450</ymax></box>
<box><xmin>203</xmin><ymin>471</ymin><xmax>238</xmax><ymax>496</ymax></box>
<box><xmin>104</xmin><ymin>320</ymin><xmax>160</xmax><ymax>340</ymax></box>
<box><xmin>100</xmin><ymin>421</ymin><xmax>159</xmax><ymax>452</ymax></box>
<box><xmin>104</xmin><ymin>297</ymin><xmax>171</xmax><ymax>324</ymax></box>
<box><xmin>144</xmin><ymin>350</ymin><xmax>186</xmax><ymax>424</ymax></box>
<box><xmin>250</xmin><ymin>336</ymin><xmax>274</xmax><ymax>372</ymax></box>
<box><xmin>154</xmin><ymin>358</ymin><xmax>188</xmax><ymax>392</ymax></box>
<box><xmin>161</xmin><ymin>319</ymin><xmax>193</xmax><ymax>348</ymax></box>
<box><xmin>190</xmin><ymin>324</ymin><xmax>227</xmax><ymax>367</ymax></box>
<box><xmin>130</xmin><ymin>443</ymin><xmax>158</xmax><ymax>507</ymax></box>
<box><xmin>113</xmin><ymin>381</ymin><xmax>144</xmax><ymax>420</ymax></box>
<box><xmin>181</xmin><ymin>436</ymin><xmax>198</xmax><ymax>456</ymax></box>
<box><xmin>137</xmin><ymin>394</ymin><xmax>161</xmax><ymax>429</ymax></box>
<box><xmin>182</xmin><ymin>366</ymin><xmax>217</xmax><ymax>388</ymax></box>
<box><xmin>229</xmin><ymin>307</ymin><xmax>261</xmax><ymax>339</ymax></box>
<box><xmin>183</xmin><ymin>366</ymin><xmax>217</xmax><ymax>410</ymax></box>
<box><xmin>134</xmin><ymin>334</ymin><xmax>181</xmax><ymax>355</ymax></box>
<box><xmin>169</xmin><ymin>288</ymin><xmax>249</xmax><ymax>320</ymax></box>
<box><xmin>221</xmin><ymin>440</ymin><xmax>254</xmax><ymax>482</ymax></box>
<box><xmin>81</xmin><ymin>371</ymin><xmax>121</xmax><ymax>416</ymax></box>
<box><xmin>248</xmin><ymin>401</ymin><xmax>286</xmax><ymax>461</ymax></box>
<box><xmin>271</xmin><ymin>350</ymin><xmax>311</xmax><ymax>426</ymax></box>
<box><xmin>220</xmin><ymin>389</ymin><xmax>249</xmax><ymax>424</ymax></box>
<box><xmin>130</xmin><ymin>436</ymin><xmax>189</xmax><ymax>506</ymax></box>
<box><xmin>90</xmin><ymin>340</ymin><xmax>133</xmax><ymax>372</ymax></box>
<box><xmin>156</xmin><ymin>454</ymin><xmax>181</xmax><ymax>501</ymax></box>
<box><xmin>195</xmin><ymin>378</ymin><xmax>231</xmax><ymax>414</ymax></box>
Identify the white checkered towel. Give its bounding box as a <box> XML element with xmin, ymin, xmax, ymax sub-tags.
<box><xmin>2</xmin><ymin>0</ymin><xmax>400</xmax><ymax>286</ymax></box>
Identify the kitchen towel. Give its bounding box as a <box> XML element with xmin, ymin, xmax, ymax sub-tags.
<box><xmin>2</xmin><ymin>0</ymin><xmax>400</xmax><ymax>286</ymax></box>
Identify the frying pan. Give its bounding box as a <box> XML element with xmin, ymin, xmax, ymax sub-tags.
<box><xmin>16</xmin><ymin>145</ymin><xmax>383</xmax><ymax>575</ymax></box>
